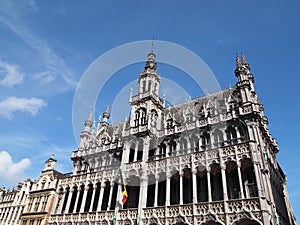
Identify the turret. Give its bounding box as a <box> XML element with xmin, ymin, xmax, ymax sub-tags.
<box><xmin>138</xmin><ymin>51</ymin><xmax>160</xmax><ymax>96</ymax></box>
<box><xmin>129</xmin><ymin>51</ymin><xmax>165</xmax><ymax>133</ymax></box>
<box><xmin>235</xmin><ymin>53</ymin><xmax>256</xmax><ymax>105</ymax></box>
<box><xmin>43</xmin><ymin>154</ymin><xmax>57</xmax><ymax>172</ymax></box>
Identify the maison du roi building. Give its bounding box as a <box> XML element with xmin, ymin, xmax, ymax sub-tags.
<box><xmin>0</xmin><ymin>51</ymin><xmax>296</xmax><ymax>225</ymax></box>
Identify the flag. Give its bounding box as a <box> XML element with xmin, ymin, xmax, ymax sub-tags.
<box><xmin>119</xmin><ymin>167</ymin><xmax>128</xmax><ymax>205</ymax></box>
<box><xmin>121</xmin><ymin>184</ymin><xmax>128</xmax><ymax>204</ymax></box>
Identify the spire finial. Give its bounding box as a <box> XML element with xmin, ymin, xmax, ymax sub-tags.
<box><xmin>51</xmin><ymin>153</ymin><xmax>55</xmax><ymax>159</ymax></box>
<box><xmin>102</xmin><ymin>103</ymin><xmax>110</xmax><ymax>123</ymax></box>
<box><xmin>236</xmin><ymin>53</ymin><xmax>242</xmax><ymax>68</ymax></box>
<box><xmin>88</xmin><ymin>109</ymin><xmax>93</xmax><ymax>121</ymax></box>
<box><xmin>151</xmin><ymin>36</ymin><xmax>155</xmax><ymax>53</ymax></box>
<box><xmin>105</xmin><ymin>103</ymin><xmax>110</xmax><ymax>113</ymax></box>
<box><xmin>241</xmin><ymin>53</ymin><xmax>247</xmax><ymax>64</ymax></box>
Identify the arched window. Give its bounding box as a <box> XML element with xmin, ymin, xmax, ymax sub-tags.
<box><xmin>158</xmin><ymin>142</ymin><xmax>166</xmax><ymax>158</ymax></box>
<box><xmin>157</xmin><ymin>172</ymin><xmax>166</xmax><ymax>206</ymax></box>
<box><xmin>226</xmin><ymin>161</ymin><xmax>240</xmax><ymax>199</ymax></box>
<box><xmin>136</xmin><ymin>141</ymin><xmax>143</xmax><ymax>161</ymax></box>
<box><xmin>110</xmin><ymin>182</ymin><xmax>118</xmax><ymax>210</ymax></box>
<box><xmin>124</xmin><ymin>176</ymin><xmax>140</xmax><ymax>209</ymax></box>
<box><xmin>196</xmin><ymin>166</ymin><xmax>208</xmax><ymax>202</ymax></box>
<box><xmin>142</xmin><ymin>80</ymin><xmax>146</xmax><ymax>93</ymax></box>
<box><xmin>101</xmin><ymin>181</ymin><xmax>110</xmax><ymax>210</ymax></box>
<box><xmin>140</xmin><ymin>108</ymin><xmax>147</xmax><ymax>125</ymax></box>
<box><xmin>92</xmin><ymin>182</ymin><xmax>101</xmax><ymax>211</ymax></box>
<box><xmin>170</xmin><ymin>171</ymin><xmax>180</xmax><ymax>205</ymax></box>
<box><xmin>69</xmin><ymin>186</ymin><xmax>78</xmax><ymax>213</ymax></box>
<box><xmin>134</xmin><ymin>111</ymin><xmax>140</xmax><ymax>127</ymax></box>
<box><xmin>201</xmin><ymin>132</ymin><xmax>210</xmax><ymax>149</ymax></box>
<box><xmin>213</xmin><ymin>129</ymin><xmax>224</xmax><ymax>147</ymax></box>
<box><xmin>148</xmin><ymin>80</ymin><xmax>152</xmax><ymax>92</ymax></box>
<box><xmin>241</xmin><ymin>159</ymin><xmax>258</xmax><ymax>198</ymax></box>
<box><xmin>84</xmin><ymin>183</ymin><xmax>93</xmax><ymax>212</ymax></box>
<box><xmin>146</xmin><ymin>174</ymin><xmax>156</xmax><ymax>207</ymax></box>
<box><xmin>134</xmin><ymin>108</ymin><xmax>147</xmax><ymax>126</ymax></box>
<box><xmin>210</xmin><ymin>164</ymin><xmax>223</xmax><ymax>201</ymax></box>
<box><xmin>183</xmin><ymin>168</ymin><xmax>193</xmax><ymax>204</ymax></box>
<box><xmin>225</xmin><ymin>126</ymin><xmax>237</xmax><ymax>145</ymax></box>
<box><xmin>61</xmin><ymin>186</ymin><xmax>70</xmax><ymax>213</ymax></box>
<box><xmin>76</xmin><ymin>184</ymin><xmax>84</xmax><ymax>212</ymax></box>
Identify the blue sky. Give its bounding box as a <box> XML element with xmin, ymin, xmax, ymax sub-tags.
<box><xmin>0</xmin><ymin>0</ymin><xmax>299</xmax><ymax>218</ymax></box>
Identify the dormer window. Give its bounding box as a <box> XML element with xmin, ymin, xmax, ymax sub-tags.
<box><xmin>166</xmin><ymin>120</ymin><xmax>172</xmax><ymax>129</ymax></box>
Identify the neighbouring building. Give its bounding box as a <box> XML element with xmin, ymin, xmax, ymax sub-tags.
<box><xmin>19</xmin><ymin>156</ymin><xmax>64</xmax><ymax>225</ymax></box>
<box><xmin>0</xmin><ymin>179</ymin><xmax>32</xmax><ymax>225</ymax></box>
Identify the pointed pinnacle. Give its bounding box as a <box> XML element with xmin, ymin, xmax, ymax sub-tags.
<box><xmin>241</xmin><ymin>53</ymin><xmax>247</xmax><ymax>64</ymax></box>
<box><xmin>236</xmin><ymin>54</ymin><xmax>242</xmax><ymax>68</ymax></box>
<box><xmin>105</xmin><ymin>104</ymin><xmax>110</xmax><ymax>113</ymax></box>
<box><xmin>87</xmin><ymin>109</ymin><xmax>93</xmax><ymax>121</ymax></box>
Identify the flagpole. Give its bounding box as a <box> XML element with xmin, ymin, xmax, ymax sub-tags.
<box><xmin>137</xmin><ymin>161</ymin><xmax>145</xmax><ymax>225</ymax></box>
<box><xmin>114</xmin><ymin>166</ymin><xmax>123</xmax><ymax>225</ymax></box>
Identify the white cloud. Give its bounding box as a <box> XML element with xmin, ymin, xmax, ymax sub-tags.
<box><xmin>0</xmin><ymin>151</ymin><xmax>31</xmax><ymax>185</ymax></box>
<box><xmin>0</xmin><ymin>61</ymin><xmax>24</xmax><ymax>87</ymax></box>
<box><xmin>0</xmin><ymin>1</ymin><xmax>77</xmax><ymax>89</ymax></box>
<box><xmin>33</xmin><ymin>70</ymin><xmax>56</xmax><ymax>84</ymax></box>
<box><xmin>0</xmin><ymin>96</ymin><xmax>47</xmax><ymax>119</ymax></box>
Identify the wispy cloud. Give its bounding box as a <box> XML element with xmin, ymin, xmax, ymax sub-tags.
<box><xmin>0</xmin><ymin>61</ymin><xmax>24</xmax><ymax>87</ymax></box>
<box><xmin>0</xmin><ymin>151</ymin><xmax>31</xmax><ymax>186</ymax></box>
<box><xmin>0</xmin><ymin>1</ymin><xmax>77</xmax><ymax>89</ymax></box>
<box><xmin>33</xmin><ymin>70</ymin><xmax>56</xmax><ymax>84</ymax></box>
<box><xmin>0</xmin><ymin>96</ymin><xmax>47</xmax><ymax>119</ymax></box>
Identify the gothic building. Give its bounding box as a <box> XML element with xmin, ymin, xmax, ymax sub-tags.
<box><xmin>0</xmin><ymin>50</ymin><xmax>295</xmax><ymax>225</ymax></box>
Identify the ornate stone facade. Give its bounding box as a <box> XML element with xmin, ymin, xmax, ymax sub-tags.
<box><xmin>19</xmin><ymin>156</ymin><xmax>64</xmax><ymax>225</ymax></box>
<box><xmin>47</xmin><ymin>52</ymin><xmax>295</xmax><ymax>225</ymax></box>
<box><xmin>0</xmin><ymin>51</ymin><xmax>296</xmax><ymax>225</ymax></box>
<box><xmin>0</xmin><ymin>179</ymin><xmax>32</xmax><ymax>225</ymax></box>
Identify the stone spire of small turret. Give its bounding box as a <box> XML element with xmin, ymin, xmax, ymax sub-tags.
<box><xmin>84</xmin><ymin>109</ymin><xmax>93</xmax><ymax>132</ymax></box>
<box><xmin>236</xmin><ymin>53</ymin><xmax>242</xmax><ymax>68</ymax></box>
<box><xmin>102</xmin><ymin>104</ymin><xmax>110</xmax><ymax>124</ymax></box>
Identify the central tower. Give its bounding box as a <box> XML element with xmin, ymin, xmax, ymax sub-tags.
<box><xmin>129</xmin><ymin>51</ymin><xmax>165</xmax><ymax>134</ymax></box>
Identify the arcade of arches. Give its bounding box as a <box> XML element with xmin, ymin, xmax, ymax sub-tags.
<box><xmin>55</xmin><ymin>158</ymin><xmax>257</xmax><ymax>214</ymax></box>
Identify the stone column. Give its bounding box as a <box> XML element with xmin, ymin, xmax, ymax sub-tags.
<box><xmin>80</xmin><ymin>185</ymin><xmax>88</xmax><ymax>212</ymax></box>
<box><xmin>59</xmin><ymin>189</ymin><xmax>67</xmax><ymax>214</ymax></box>
<box><xmin>65</xmin><ymin>189</ymin><xmax>73</xmax><ymax>213</ymax></box>
<box><xmin>192</xmin><ymin>171</ymin><xmax>198</xmax><ymax>203</ymax></box>
<box><xmin>180</xmin><ymin>170</ymin><xmax>183</xmax><ymax>205</ymax></box>
<box><xmin>237</xmin><ymin>165</ymin><xmax>245</xmax><ymax>199</ymax></box>
<box><xmin>73</xmin><ymin>188</ymin><xmax>81</xmax><ymax>213</ymax></box>
<box><xmin>165</xmin><ymin>170</ymin><xmax>170</xmax><ymax>206</ymax></box>
<box><xmin>154</xmin><ymin>176</ymin><xmax>159</xmax><ymax>207</ymax></box>
<box><xmin>107</xmin><ymin>184</ymin><xmax>114</xmax><ymax>210</ymax></box>
<box><xmin>133</xmin><ymin>141</ymin><xmax>138</xmax><ymax>162</ymax></box>
<box><xmin>138</xmin><ymin>170</ymin><xmax>148</xmax><ymax>220</ymax></box>
<box><xmin>89</xmin><ymin>185</ymin><xmax>97</xmax><ymax>212</ymax></box>
<box><xmin>207</xmin><ymin>168</ymin><xmax>212</xmax><ymax>202</ymax></box>
<box><xmin>6</xmin><ymin>207</ymin><xmax>14</xmax><ymax>225</ymax></box>
<box><xmin>221</xmin><ymin>166</ymin><xmax>228</xmax><ymax>201</ymax></box>
<box><xmin>97</xmin><ymin>184</ymin><xmax>105</xmax><ymax>211</ymax></box>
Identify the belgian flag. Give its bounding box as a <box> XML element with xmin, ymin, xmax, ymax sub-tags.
<box><xmin>119</xmin><ymin>167</ymin><xmax>128</xmax><ymax>205</ymax></box>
